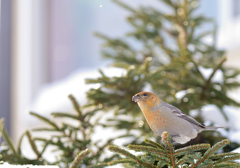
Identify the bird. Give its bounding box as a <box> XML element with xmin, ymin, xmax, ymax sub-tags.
<box><xmin>132</xmin><ymin>91</ymin><xmax>223</xmax><ymax>144</ymax></box>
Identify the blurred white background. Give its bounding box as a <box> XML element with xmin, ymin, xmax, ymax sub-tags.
<box><xmin>0</xmin><ymin>0</ymin><xmax>240</xmax><ymax>147</ymax></box>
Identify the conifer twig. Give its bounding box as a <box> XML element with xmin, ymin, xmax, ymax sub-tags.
<box><xmin>107</xmin><ymin>132</ymin><xmax>240</xmax><ymax>167</ymax></box>
<box><xmin>191</xmin><ymin>139</ymin><xmax>230</xmax><ymax>168</ymax></box>
<box><xmin>144</xmin><ymin>138</ymin><xmax>165</xmax><ymax>150</ymax></box>
<box><xmin>86</xmin><ymin>163</ymin><xmax>109</xmax><ymax>168</ymax></box>
<box><xmin>161</xmin><ymin>132</ymin><xmax>176</xmax><ymax>168</ymax></box>
<box><xmin>108</xmin><ymin>145</ymin><xmax>154</xmax><ymax>168</ymax></box>
<box><xmin>107</xmin><ymin>159</ymin><xmax>136</xmax><ymax>166</ymax></box>
<box><xmin>210</xmin><ymin>152</ymin><xmax>240</xmax><ymax>160</ymax></box>
<box><xmin>51</xmin><ymin>112</ymin><xmax>79</xmax><ymax>120</ymax></box>
<box><xmin>26</xmin><ymin>130</ymin><xmax>41</xmax><ymax>158</ymax></box>
<box><xmin>205</xmin><ymin>57</ymin><xmax>227</xmax><ymax>88</ymax></box>
<box><xmin>17</xmin><ymin>131</ymin><xmax>26</xmax><ymax>155</ymax></box>
<box><xmin>30</xmin><ymin>112</ymin><xmax>59</xmax><ymax>130</ymax></box>
<box><xmin>174</xmin><ymin>143</ymin><xmax>210</xmax><ymax>156</ymax></box>
<box><xmin>68</xmin><ymin>94</ymin><xmax>82</xmax><ymax>117</ymax></box>
<box><xmin>0</xmin><ymin>118</ymin><xmax>4</xmax><ymax>139</ymax></box>
<box><xmin>213</xmin><ymin>154</ymin><xmax>240</xmax><ymax>166</ymax></box>
<box><xmin>2</xmin><ymin>126</ymin><xmax>17</xmax><ymax>155</ymax></box>
<box><xmin>213</xmin><ymin>162</ymin><xmax>240</xmax><ymax>168</ymax></box>
<box><xmin>128</xmin><ymin>144</ymin><xmax>169</xmax><ymax>159</ymax></box>
<box><xmin>70</xmin><ymin>149</ymin><xmax>90</xmax><ymax>168</ymax></box>
<box><xmin>112</xmin><ymin>0</ymin><xmax>136</xmax><ymax>13</ymax></box>
<box><xmin>39</xmin><ymin>140</ymin><xmax>52</xmax><ymax>156</ymax></box>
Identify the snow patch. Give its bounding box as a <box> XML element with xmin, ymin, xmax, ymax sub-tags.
<box><xmin>198</xmin><ymin>66</ymin><xmax>223</xmax><ymax>83</ymax></box>
<box><xmin>142</xmin><ymin>83</ymin><xmax>152</xmax><ymax>92</ymax></box>
<box><xmin>30</xmin><ymin>67</ymin><xmax>126</xmax><ymax>116</ymax></box>
<box><xmin>0</xmin><ymin>162</ymin><xmax>58</xmax><ymax>168</ymax></box>
<box><xmin>175</xmin><ymin>90</ymin><xmax>187</xmax><ymax>99</ymax></box>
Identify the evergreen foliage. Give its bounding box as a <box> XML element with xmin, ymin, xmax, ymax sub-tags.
<box><xmin>0</xmin><ymin>0</ymin><xmax>240</xmax><ymax>167</ymax></box>
<box><xmin>107</xmin><ymin>132</ymin><xmax>240</xmax><ymax>168</ymax></box>
<box><xmin>0</xmin><ymin>95</ymin><xmax>112</xmax><ymax>167</ymax></box>
<box><xmin>86</xmin><ymin>0</ymin><xmax>240</xmax><ymax>150</ymax></box>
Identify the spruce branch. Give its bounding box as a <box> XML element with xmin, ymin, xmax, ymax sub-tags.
<box><xmin>32</xmin><ymin>128</ymin><xmax>60</xmax><ymax>132</ymax></box>
<box><xmin>204</xmin><ymin>57</ymin><xmax>227</xmax><ymax>89</ymax></box>
<box><xmin>51</xmin><ymin>112</ymin><xmax>79</xmax><ymax>120</ymax></box>
<box><xmin>26</xmin><ymin>130</ymin><xmax>41</xmax><ymax>159</ymax></box>
<box><xmin>2</xmin><ymin>126</ymin><xmax>17</xmax><ymax>156</ymax></box>
<box><xmin>210</xmin><ymin>152</ymin><xmax>240</xmax><ymax>160</ymax></box>
<box><xmin>156</xmin><ymin>160</ymin><xmax>167</xmax><ymax>168</ymax></box>
<box><xmin>177</xmin><ymin>153</ymin><xmax>202</xmax><ymax>166</ymax></box>
<box><xmin>39</xmin><ymin>140</ymin><xmax>52</xmax><ymax>157</ymax></box>
<box><xmin>191</xmin><ymin>139</ymin><xmax>230</xmax><ymax>168</ymax></box>
<box><xmin>68</xmin><ymin>94</ymin><xmax>82</xmax><ymax>117</ymax></box>
<box><xmin>188</xmin><ymin>55</ymin><xmax>207</xmax><ymax>82</ymax></box>
<box><xmin>0</xmin><ymin>93</ymin><xmax>108</xmax><ymax>166</ymax></box>
<box><xmin>162</xmin><ymin>0</ymin><xmax>177</xmax><ymax>8</ymax></box>
<box><xmin>86</xmin><ymin>163</ymin><xmax>109</xmax><ymax>168</ymax></box>
<box><xmin>30</xmin><ymin>112</ymin><xmax>59</xmax><ymax>130</ymax></box>
<box><xmin>161</xmin><ymin>132</ymin><xmax>176</xmax><ymax>168</ymax></box>
<box><xmin>203</xmin><ymin>139</ymin><xmax>230</xmax><ymax>158</ymax></box>
<box><xmin>128</xmin><ymin>144</ymin><xmax>169</xmax><ymax>160</ymax></box>
<box><xmin>108</xmin><ymin>145</ymin><xmax>154</xmax><ymax>168</ymax></box>
<box><xmin>144</xmin><ymin>138</ymin><xmax>165</xmax><ymax>150</ymax></box>
<box><xmin>213</xmin><ymin>162</ymin><xmax>240</xmax><ymax>168</ymax></box>
<box><xmin>70</xmin><ymin>149</ymin><xmax>90</xmax><ymax>168</ymax></box>
<box><xmin>112</xmin><ymin>0</ymin><xmax>136</xmax><ymax>13</ymax></box>
<box><xmin>213</xmin><ymin>154</ymin><xmax>240</xmax><ymax>166</ymax></box>
<box><xmin>0</xmin><ymin>118</ymin><xmax>4</xmax><ymax>139</ymax></box>
<box><xmin>17</xmin><ymin>131</ymin><xmax>26</xmax><ymax>155</ymax></box>
<box><xmin>33</xmin><ymin>137</ymin><xmax>49</xmax><ymax>142</ymax></box>
<box><xmin>174</xmin><ymin>143</ymin><xmax>210</xmax><ymax>156</ymax></box>
<box><xmin>107</xmin><ymin>159</ymin><xmax>137</xmax><ymax>166</ymax></box>
<box><xmin>106</xmin><ymin>133</ymin><xmax>240</xmax><ymax>167</ymax></box>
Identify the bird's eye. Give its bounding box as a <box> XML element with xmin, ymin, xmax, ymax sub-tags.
<box><xmin>143</xmin><ymin>93</ymin><xmax>147</xmax><ymax>96</ymax></box>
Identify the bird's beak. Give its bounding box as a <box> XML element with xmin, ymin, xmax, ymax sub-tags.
<box><xmin>132</xmin><ymin>94</ymin><xmax>141</xmax><ymax>102</ymax></box>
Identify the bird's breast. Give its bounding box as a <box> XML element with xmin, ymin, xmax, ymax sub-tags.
<box><xmin>140</xmin><ymin>106</ymin><xmax>167</xmax><ymax>133</ymax></box>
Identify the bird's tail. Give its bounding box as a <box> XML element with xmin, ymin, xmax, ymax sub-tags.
<box><xmin>204</xmin><ymin>126</ymin><xmax>224</xmax><ymax>131</ymax></box>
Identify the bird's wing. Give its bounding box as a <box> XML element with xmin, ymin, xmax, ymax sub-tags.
<box><xmin>163</xmin><ymin>102</ymin><xmax>205</xmax><ymax>128</ymax></box>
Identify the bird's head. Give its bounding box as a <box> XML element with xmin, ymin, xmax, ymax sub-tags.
<box><xmin>132</xmin><ymin>91</ymin><xmax>161</xmax><ymax>108</ymax></box>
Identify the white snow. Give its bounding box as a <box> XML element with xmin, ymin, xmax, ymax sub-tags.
<box><xmin>198</xmin><ymin>66</ymin><xmax>223</xmax><ymax>83</ymax></box>
<box><xmin>231</xmin><ymin>147</ymin><xmax>240</xmax><ymax>163</ymax></box>
<box><xmin>201</xmin><ymin>35</ymin><xmax>213</xmax><ymax>45</ymax></box>
<box><xmin>175</xmin><ymin>90</ymin><xmax>187</xmax><ymax>99</ymax></box>
<box><xmin>0</xmin><ymin>162</ymin><xmax>58</xmax><ymax>168</ymax></box>
<box><xmin>201</xmin><ymin>105</ymin><xmax>240</xmax><ymax>144</ymax></box>
<box><xmin>142</xmin><ymin>83</ymin><xmax>152</xmax><ymax>92</ymax></box>
<box><xmin>30</xmin><ymin>67</ymin><xmax>126</xmax><ymax>116</ymax></box>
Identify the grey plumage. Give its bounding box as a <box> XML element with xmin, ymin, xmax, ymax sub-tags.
<box><xmin>158</xmin><ymin>101</ymin><xmax>223</xmax><ymax>144</ymax></box>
